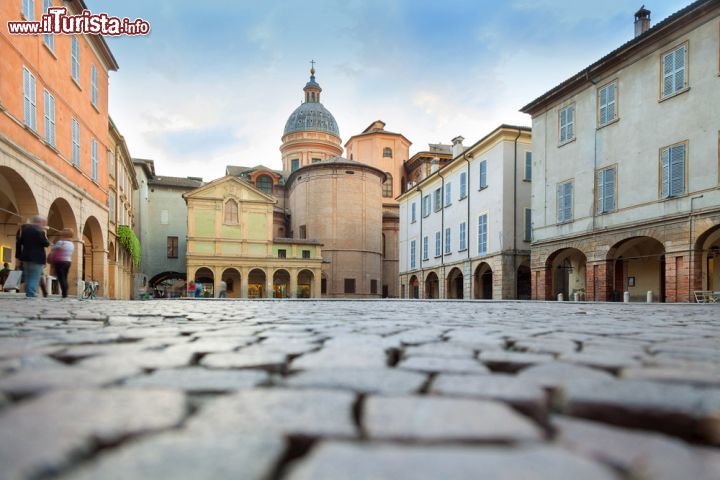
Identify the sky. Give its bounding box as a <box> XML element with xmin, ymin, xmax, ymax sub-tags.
<box><xmin>101</xmin><ymin>0</ymin><xmax>690</xmax><ymax>179</ymax></box>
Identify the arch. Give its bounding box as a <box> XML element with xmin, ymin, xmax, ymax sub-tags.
<box><xmin>224</xmin><ymin>199</ymin><xmax>239</xmax><ymax>224</ymax></box>
<box><xmin>107</xmin><ymin>241</ymin><xmax>116</xmax><ymax>299</ymax></box>
<box><xmin>273</xmin><ymin>269</ymin><xmax>291</xmax><ymax>298</ymax></box>
<box><xmin>0</xmin><ymin>166</ymin><xmax>39</xmax><ymax>267</ymax></box>
<box><xmin>425</xmin><ymin>271</ymin><xmax>440</xmax><ymax>299</ymax></box>
<box><xmin>517</xmin><ymin>263</ymin><xmax>531</xmax><ymax>300</ymax></box>
<box><xmin>248</xmin><ymin>268</ymin><xmax>266</xmax><ymax>299</ymax></box>
<box><xmin>607</xmin><ymin>236</ymin><xmax>665</xmax><ymax>302</ymax></box>
<box><xmin>383</xmin><ymin>147</ymin><xmax>393</xmax><ymax>158</ymax></box>
<box><xmin>193</xmin><ymin>267</ymin><xmax>214</xmax><ymax>297</ymax></box>
<box><xmin>149</xmin><ymin>271</ymin><xmax>186</xmax><ymax>298</ymax></box>
<box><xmin>409</xmin><ymin>275</ymin><xmax>420</xmax><ymax>299</ymax></box>
<box><xmin>382</xmin><ymin>172</ymin><xmax>393</xmax><ymax>197</ymax></box>
<box><xmin>81</xmin><ymin>216</ymin><xmax>105</xmax><ymax>295</ymax></box>
<box><xmin>47</xmin><ymin>197</ymin><xmax>79</xmax><ymax>295</ymax></box>
<box><xmin>255</xmin><ymin>175</ymin><xmax>273</xmax><ymax>195</ymax></box>
<box><xmin>297</xmin><ymin>269</ymin><xmax>314</xmax><ymax>298</ymax></box>
<box><xmin>473</xmin><ymin>262</ymin><xmax>492</xmax><ymax>299</ymax></box>
<box><xmin>696</xmin><ymin>224</ymin><xmax>720</xmax><ymax>291</ymax></box>
<box><xmin>546</xmin><ymin>247</ymin><xmax>587</xmax><ymax>301</ymax></box>
<box><xmin>221</xmin><ymin>267</ymin><xmax>242</xmax><ymax>298</ymax></box>
<box><xmin>446</xmin><ymin>267</ymin><xmax>464</xmax><ymax>299</ymax></box>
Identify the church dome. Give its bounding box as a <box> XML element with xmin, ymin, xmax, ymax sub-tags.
<box><xmin>283</xmin><ymin>101</ymin><xmax>340</xmax><ymax>137</ymax></box>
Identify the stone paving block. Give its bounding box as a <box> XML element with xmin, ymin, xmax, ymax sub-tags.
<box><xmin>561</xmin><ymin>379</ymin><xmax>720</xmax><ymax>444</ymax></box>
<box><xmin>284</xmin><ymin>367</ymin><xmax>427</xmax><ymax>394</ymax></box>
<box><xmin>403</xmin><ymin>342</ymin><xmax>476</xmax><ymax>359</ymax></box>
<box><xmin>552</xmin><ymin>416</ymin><xmax>717</xmax><ymax>480</ymax></box>
<box><xmin>200</xmin><ymin>348</ymin><xmax>288</xmax><ymax>370</ymax></box>
<box><xmin>364</xmin><ymin>395</ymin><xmax>542</xmax><ymax>442</ymax></box>
<box><xmin>187</xmin><ymin>388</ymin><xmax>356</xmax><ymax>438</ymax></box>
<box><xmin>162</xmin><ymin>337</ymin><xmax>257</xmax><ymax>356</ymax></box>
<box><xmin>79</xmin><ymin>350</ymin><xmax>195</xmax><ymax>370</ymax></box>
<box><xmin>398</xmin><ymin>356</ymin><xmax>489</xmax><ymax>374</ymax></box>
<box><xmin>123</xmin><ymin>367</ymin><xmax>268</xmax><ymax>392</ymax></box>
<box><xmin>478</xmin><ymin>351</ymin><xmax>555</xmax><ymax>372</ymax></box>
<box><xmin>559</xmin><ymin>352</ymin><xmax>643</xmax><ymax>373</ymax></box>
<box><xmin>63</xmin><ymin>432</ymin><xmax>284</xmax><ymax>480</ymax></box>
<box><xmin>0</xmin><ymin>365</ymin><xmax>142</xmax><ymax>396</ymax></box>
<box><xmin>620</xmin><ymin>365</ymin><xmax>720</xmax><ymax>387</ymax></box>
<box><xmin>517</xmin><ymin>362</ymin><xmax>614</xmax><ymax>395</ymax></box>
<box><xmin>291</xmin><ymin>347</ymin><xmax>387</xmax><ymax>369</ymax></box>
<box><xmin>286</xmin><ymin>442</ymin><xmax>618</xmax><ymax>480</ymax></box>
<box><xmin>0</xmin><ymin>388</ymin><xmax>185</xmax><ymax>480</ymax></box>
<box><xmin>431</xmin><ymin>373</ymin><xmax>548</xmax><ymax>420</ymax></box>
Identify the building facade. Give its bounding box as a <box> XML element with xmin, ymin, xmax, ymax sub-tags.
<box><xmin>0</xmin><ymin>0</ymin><xmax>117</xmax><ymax>296</ymax></box>
<box><xmin>521</xmin><ymin>1</ymin><xmax>720</xmax><ymax>302</ymax></box>
<box><xmin>398</xmin><ymin>126</ymin><xmax>533</xmax><ymax>300</ymax></box>
<box><xmin>184</xmin><ymin>176</ymin><xmax>323</xmax><ymax>298</ymax></box>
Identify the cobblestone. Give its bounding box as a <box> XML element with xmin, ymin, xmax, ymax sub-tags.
<box><xmin>0</xmin><ymin>298</ymin><xmax>718</xmax><ymax>478</ymax></box>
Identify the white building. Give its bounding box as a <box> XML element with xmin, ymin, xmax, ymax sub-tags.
<box><xmin>520</xmin><ymin>2</ymin><xmax>720</xmax><ymax>302</ymax></box>
<box><xmin>398</xmin><ymin>125</ymin><xmax>532</xmax><ymax>299</ymax></box>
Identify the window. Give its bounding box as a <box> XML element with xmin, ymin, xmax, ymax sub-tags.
<box><xmin>597</xmin><ymin>166</ymin><xmax>616</xmax><ymax>213</ymax></box>
<box><xmin>383</xmin><ymin>147</ymin><xmax>392</xmax><ymax>158</ymax></box>
<box><xmin>459</xmin><ymin>222</ymin><xmax>466</xmax><ymax>251</ymax></box>
<box><xmin>597</xmin><ymin>81</ymin><xmax>617</xmax><ymax>127</ymax></box>
<box><xmin>370</xmin><ymin>279</ymin><xmax>378</xmax><ymax>295</ymax></box>
<box><xmin>524</xmin><ymin>208</ymin><xmax>532</xmax><ymax>242</ymax></box>
<box><xmin>291</xmin><ymin>159</ymin><xmax>300</xmax><ymax>172</ymax></box>
<box><xmin>661</xmin><ymin>44</ymin><xmax>687</xmax><ymax>98</ymax></box>
<box><xmin>42</xmin><ymin>0</ymin><xmax>54</xmax><ymax>50</ymax></box>
<box><xmin>91</xmin><ymin>139</ymin><xmax>98</xmax><ymax>181</ymax></box>
<box><xmin>459</xmin><ymin>172</ymin><xmax>467</xmax><ymax>199</ymax></box>
<box><xmin>167</xmin><ymin>236</ymin><xmax>178</xmax><ymax>258</ymax></box>
<box><xmin>22</xmin><ymin>67</ymin><xmax>36</xmax><ymax>131</ymax></box>
<box><xmin>22</xmin><ymin>0</ymin><xmax>34</xmax><ymax>19</ymax></box>
<box><xmin>433</xmin><ymin>188</ymin><xmax>442</xmax><ymax>212</ymax></box>
<box><xmin>299</xmin><ymin>225</ymin><xmax>307</xmax><ymax>239</ymax></box>
<box><xmin>524</xmin><ymin>152</ymin><xmax>532</xmax><ymax>180</ymax></box>
<box><xmin>411</xmin><ymin>202</ymin><xmax>417</xmax><ymax>223</ymax></box>
<box><xmin>108</xmin><ymin>150</ymin><xmax>115</xmax><ymax>177</ymax></box>
<box><xmin>557</xmin><ymin>181</ymin><xmax>573</xmax><ymax>223</ymax></box>
<box><xmin>109</xmin><ymin>191</ymin><xmax>116</xmax><ymax>224</ymax></box>
<box><xmin>71</xmin><ymin>37</ymin><xmax>80</xmax><ymax>83</ymax></box>
<box><xmin>383</xmin><ymin>172</ymin><xmax>393</xmax><ymax>197</ymax></box>
<box><xmin>661</xmin><ymin>143</ymin><xmax>686</xmax><ymax>198</ymax></box>
<box><xmin>90</xmin><ymin>65</ymin><xmax>98</xmax><ymax>107</ymax></box>
<box><xmin>344</xmin><ymin>278</ymin><xmax>356</xmax><ymax>294</ymax></box>
<box><xmin>444</xmin><ymin>228</ymin><xmax>451</xmax><ymax>254</ymax></box>
<box><xmin>255</xmin><ymin>174</ymin><xmax>273</xmax><ymax>194</ymax></box>
<box><xmin>444</xmin><ymin>182</ymin><xmax>452</xmax><ymax>206</ymax></box>
<box><xmin>410</xmin><ymin>240</ymin><xmax>416</xmax><ymax>269</ymax></box>
<box><xmin>160</xmin><ymin>209</ymin><xmax>169</xmax><ymax>225</ymax></box>
<box><xmin>71</xmin><ymin>118</ymin><xmax>80</xmax><ymax>167</ymax></box>
<box><xmin>302</xmin><ymin>249</ymin><xmax>311</xmax><ymax>259</ymax></box>
<box><xmin>278</xmin><ymin>249</ymin><xmax>287</xmax><ymax>259</ymax></box>
<box><xmin>321</xmin><ymin>278</ymin><xmax>327</xmax><ymax>294</ymax></box>
<box><xmin>435</xmin><ymin>231</ymin><xmax>441</xmax><ymax>257</ymax></box>
<box><xmin>423</xmin><ymin>236</ymin><xmax>429</xmax><ymax>260</ymax></box>
<box><xmin>479</xmin><ymin>160</ymin><xmax>487</xmax><ymax>189</ymax></box>
<box><xmin>43</xmin><ymin>89</ymin><xmax>55</xmax><ymax>146</ymax></box>
<box><xmin>224</xmin><ymin>199</ymin><xmax>238</xmax><ymax>224</ymax></box>
<box><xmin>559</xmin><ymin>105</ymin><xmax>575</xmax><ymax>144</ymax></box>
<box><xmin>423</xmin><ymin>195</ymin><xmax>431</xmax><ymax>217</ymax></box>
<box><xmin>477</xmin><ymin>214</ymin><xmax>488</xmax><ymax>256</ymax></box>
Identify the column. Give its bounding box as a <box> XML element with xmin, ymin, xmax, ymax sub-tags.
<box><xmin>313</xmin><ymin>268</ymin><xmax>322</xmax><ymax>298</ymax></box>
<box><xmin>92</xmin><ymin>246</ymin><xmax>106</xmax><ymax>297</ymax></box>
<box><xmin>240</xmin><ymin>267</ymin><xmax>249</xmax><ymax>299</ymax></box>
<box><xmin>665</xmin><ymin>253</ymin><xmax>689</xmax><ymax>303</ymax></box>
<box><xmin>265</xmin><ymin>273</ymin><xmax>273</xmax><ymax>299</ymax></box>
<box><xmin>213</xmin><ymin>267</ymin><xmax>222</xmax><ymax>298</ymax></box>
<box><xmin>290</xmin><ymin>268</ymin><xmax>298</xmax><ymax>299</ymax></box>
<box><xmin>585</xmin><ymin>260</ymin><xmax>612</xmax><ymax>302</ymax></box>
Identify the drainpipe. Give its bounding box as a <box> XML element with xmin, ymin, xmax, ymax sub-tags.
<box><xmin>439</xmin><ymin>172</ymin><xmax>445</xmax><ymax>268</ymax></box>
<box><xmin>419</xmin><ymin>187</ymin><xmax>424</xmax><ymax>272</ymax></box>
<box><xmin>690</xmin><ymin>194</ymin><xmax>704</xmax><ymax>301</ymax></box>
<box><xmin>462</xmin><ymin>152</ymin><xmax>471</xmax><ymax>263</ymax></box>
<box><xmin>586</xmin><ymin>68</ymin><xmax>599</xmax><ymax>233</ymax></box>
<box><xmin>513</xmin><ymin>128</ymin><xmax>522</xmax><ymax>299</ymax></box>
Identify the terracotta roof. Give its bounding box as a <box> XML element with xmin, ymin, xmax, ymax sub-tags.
<box><xmin>148</xmin><ymin>176</ymin><xmax>204</xmax><ymax>188</ymax></box>
<box><xmin>520</xmin><ymin>0</ymin><xmax>716</xmax><ymax>114</ymax></box>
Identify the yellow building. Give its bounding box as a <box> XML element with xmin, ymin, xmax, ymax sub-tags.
<box><xmin>183</xmin><ymin>176</ymin><xmax>323</xmax><ymax>298</ymax></box>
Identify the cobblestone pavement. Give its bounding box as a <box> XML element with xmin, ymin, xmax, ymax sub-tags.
<box><xmin>0</xmin><ymin>298</ymin><xmax>719</xmax><ymax>480</ymax></box>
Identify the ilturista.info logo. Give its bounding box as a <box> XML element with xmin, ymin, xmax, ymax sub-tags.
<box><xmin>8</xmin><ymin>7</ymin><xmax>150</xmax><ymax>36</ymax></box>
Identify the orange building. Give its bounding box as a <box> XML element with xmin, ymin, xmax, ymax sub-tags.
<box><xmin>0</xmin><ymin>0</ymin><xmax>118</xmax><ymax>296</ymax></box>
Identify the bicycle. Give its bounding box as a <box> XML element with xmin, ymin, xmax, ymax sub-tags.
<box><xmin>82</xmin><ymin>281</ymin><xmax>98</xmax><ymax>300</ymax></box>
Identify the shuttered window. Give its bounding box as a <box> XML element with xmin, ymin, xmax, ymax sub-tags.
<box><xmin>410</xmin><ymin>240</ymin><xmax>416</xmax><ymax>269</ymax></box>
<box><xmin>597</xmin><ymin>81</ymin><xmax>617</xmax><ymax>127</ymax></box>
<box><xmin>43</xmin><ymin>89</ymin><xmax>55</xmax><ymax>146</ymax></box>
<box><xmin>423</xmin><ymin>195</ymin><xmax>431</xmax><ymax>217</ymax></box>
<box><xmin>23</xmin><ymin>67</ymin><xmax>37</xmax><ymax>131</ymax></box>
<box><xmin>524</xmin><ymin>208</ymin><xmax>532</xmax><ymax>242</ymax></box>
<box><xmin>91</xmin><ymin>139</ymin><xmax>98</xmax><ymax>181</ymax></box>
<box><xmin>422</xmin><ymin>236</ymin><xmax>429</xmax><ymax>260</ymax></box>
<box><xmin>559</xmin><ymin>105</ymin><xmax>575</xmax><ymax>143</ymax></box>
<box><xmin>43</xmin><ymin>0</ymin><xmax>54</xmax><ymax>50</ymax></box>
<box><xmin>557</xmin><ymin>181</ymin><xmax>573</xmax><ymax>223</ymax></box>
<box><xmin>434</xmin><ymin>231</ymin><xmax>441</xmax><ymax>257</ymax></box>
<box><xmin>108</xmin><ymin>191</ymin><xmax>116</xmax><ymax>224</ymax></box>
<box><xmin>433</xmin><ymin>188</ymin><xmax>442</xmax><ymax>211</ymax></box>
<box><xmin>91</xmin><ymin>65</ymin><xmax>98</xmax><ymax>107</ymax></box>
<box><xmin>479</xmin><ymin>160</ymin><xmax>487</xmax><ymax>189</ymax></box>
<box><xmin>661</xmin><ymin>143</ymin><xmax>686</xmax><ymax>198</ymax></box>
<box><xmin>71</xmin><ymin>37</ymin><xmax>80</xmax><ymax>82</ymax></box>
<box><xmin>477</xmin><ymin>214</ymin><xmax>488</xmax><ymax>256</ymax></box>
<box><xmin>22</xmin><ymin>0</ymin><xmax>34</xmax><ymax>19</ymax></box>
<box><xmin>411</xmin><ymin>202</ymin><xmax>416</xmax><ymax>223</ymax></box>
<box><xmin>597</xmin><ymin>167</ymin><xmax>616</xmax><ymax>213</ymax></box>
<box><xmin>445</xmin><ymin>228</ymin><xmax>451</xmax><ymax>254</ymax></box>
<box><xmin>662</xmin><ymin>45</ymin><xmax>687</xmax><ymax>98</ymax></box>
<box><xmin>444</xmin><ymin>182</ymin><xmax>452</xmax><ymax>206</ymax></box>
<box><xmin>459</xmin><ymin>222</ymin><xmax>466</xmax><ymax>251</ymax></box>
<box><xmin>459</xmin><ymin>172</ymin><xmax>467</xmax><ymax>199</ymax></box>
<box><xmin>524</xmin><ymin>152</ymin><xmax>532</xmax><ymax>180</ymax></box>
<box><xmin>71</xmin><ymin>118</ymin><xmax>80</xmax><ymax>167</ymax></box>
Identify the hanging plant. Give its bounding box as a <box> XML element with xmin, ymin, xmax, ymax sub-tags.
<box><xmin>117</xmin><ymin>225</ymin><xmax>141</xmax><ymax>267</ymax></box>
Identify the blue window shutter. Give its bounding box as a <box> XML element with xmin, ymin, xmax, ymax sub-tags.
<box><xmin>670</xmin><ymin>145</ymin><xmax>685</xmax><ymax>196</ymax></box>
<box><xmin>597</xmin><ymin>170</ymin><xmax>605</xmax><ymax>213</ymax></box>
<box><xmin>661</xmin><ymin>148</ymin><xmax>670</xmax><ymax>197</ymax></box>
<box><xmin>605</xmin><ymin>168</ymin><xmax>615</xmax><ymax>210</ymax></box>
<box><xmin>557</xmin><ymin>185</ymin><xmax>564</xmax><ymax>222</ymax></box>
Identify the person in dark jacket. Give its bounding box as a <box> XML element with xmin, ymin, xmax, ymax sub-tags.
<box><xmin>16</xmin><ymin>216</ymin><xmax>50</xmax><ymax>298</ymax></box>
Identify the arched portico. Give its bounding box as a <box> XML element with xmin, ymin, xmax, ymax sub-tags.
<box><xmin>473</xmin><ymin>263</ymin><xmax>492</xmax><ymax>299</ymax></box>
<box><xmin>82</xmin><ymin>216</ymin><xmax>106</xmax><ymax>296</ymax></box>
<box><xmin>273</xmin><ymin>269</ymin><xmax>291</xmax><ymax>298</ymax></box>
<box><xmin>248</xmin><ymin>268</ymin><xmax>266</xmax><ymax>299</ymax></box>
<box><xmin>607</xmin><ymin>236</ymin><xmax>665</xmax><ymax>302</ymax></box>
<box><xmin>547</xmin><ymin>248</ymin><xmax>586</xmax><ymax>301</ymax></box>
<box><xmin>221</xmin><ymin>268</ymin><xmax>242</xmax><ymax>298</ymax></box>
<box><xmin>424</xmin><ymin>271</ymin><xmax>439</xmax><ymax>299</ymax></box>
<box><xmin>696</xmin><ymin>225</ymin><xmax>720</xmax><ymax>292</ymax></box>
<box><xmin>517</xmin><ymin>263</ymin><xmax>531</xmax><ymax>300</ymax></box>
<box><xmin>194</xmin><ymin>267</ymin><xmax>214</xmax><ymax>297</ymax></box>
<box><xmin>0</xmin><ymin>166</ymin><xmax>39</xmax><ymax>269</ymax></box>
<box><xmin>446</xmin><ymin>267</ymin><xmax>464</xmax><ymax>299</ymax></box>
<box><xmin>297</xmin><ymin>269</ymin><xmax>314</xmax><ymax>298</ymax></box>
<box><xmin>409</xmin><ymin>275</ymin><xmax>420</xmax><ymax>299</ymax></box>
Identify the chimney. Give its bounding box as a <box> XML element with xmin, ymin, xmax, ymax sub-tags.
<box><xmin>634</xmin><ymin>5</ymin><xmax>651</xmax><ymax>37</ymax></box>
<box><xmin>451</xmin><ymin>136</ymin><xmax>465</xmax><ymax>158</ymax></box>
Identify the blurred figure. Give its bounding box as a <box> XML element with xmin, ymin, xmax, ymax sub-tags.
<box><xmin>218</xmin><ymin>280</ymin><xmax>228</xmax><ymax>298</ymax></box>
<box><xmin>0</xmin><ymin>262</ymin><xmax>10</xmax><ymax>285</ymax></box>
<box><xmin>48</xmin><ymin>228</ymin><xmax>75</xmax><ymax>298</ymax></box>
<box><xmin>195</xmin><ymin>281</ymin><xmax>202</xmax><ymax>298</ymax></box>
<box><xmin>15</xmin><ymin>215</ymin><xmax>50</xmax><ymax>298</ymax></box>
<box><xmin>187</xmin><ymin>280</ymin><xmax>195</xmax><ymax>298</ymax></box>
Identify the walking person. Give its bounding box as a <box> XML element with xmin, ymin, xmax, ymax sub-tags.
<box><xmin>218</xmin><ymin>279</ymin><xmax>228</xmax><ymax>298</ymax></box>
<box><xmin>48</xmin><ymin>228</ymin><xmax>74</xmax><ymax>298</ymax></box>
<box><xmin>15</xmin><ymin>215</ymin><xmax>50</xmax><ymax>298</ymax></box>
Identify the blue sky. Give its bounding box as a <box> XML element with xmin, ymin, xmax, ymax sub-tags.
<box><xmin>101</xmin><ymin>0</ymin><xmax>690</xmax><ymax>179</ymax></box>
